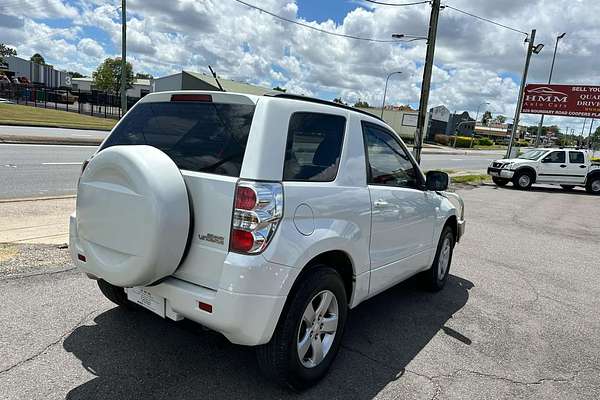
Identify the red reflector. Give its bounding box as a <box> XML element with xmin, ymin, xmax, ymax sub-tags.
<box><xmin>235</xmin><ymin>186</ymin><xmax>257</xmax><ymax>210</ymax></box>
<box><xmin>231</xmin><ymin>229</ymin><xmax>254</xmax><ymax>252</ymax></box>
<box><xmin>170</xmin><ymin>94</ymin><xmax>212</xmax><ymax>102</ymax></box>
<box><xmin>198</xmin><ymin>301</ymin><xmax>213</xmax><ymax>313</ymax></box>
<box><xmin>77</xmin><ymin>254</ymin><xmax>86</xmax><ymax>262</ymax></box>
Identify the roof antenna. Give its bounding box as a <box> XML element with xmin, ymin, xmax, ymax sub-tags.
<box><xmin>208</xmin><ymin>65</ymin><xmax>225</xmax><ymax>92</ymax></box>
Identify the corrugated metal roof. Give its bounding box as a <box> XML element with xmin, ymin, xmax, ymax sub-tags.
<box><xmin>184</xmin><ymin>71</ymin><xmax>272</xmax><ymax>96</ymax></box>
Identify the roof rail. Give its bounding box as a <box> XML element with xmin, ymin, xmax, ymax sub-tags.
<box><xmin>263</xmin><ymin>92</ymin><xmax>384</xmax><ymax>121</ymax></box>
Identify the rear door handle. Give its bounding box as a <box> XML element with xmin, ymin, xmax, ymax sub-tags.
<box><xmin>374</xmin><ymin>200</ymin><xmax>389</xmax><ymax>208</ymax></box>
<box><xmin>560</xmin><ymin>164</ymin><xmax>567</xmax><ymax>168</ymax></box>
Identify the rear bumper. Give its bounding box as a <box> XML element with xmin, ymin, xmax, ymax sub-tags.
<box><xmin>70</xmin><ymin>213</ymin><xmax>291</xmax><ymax>346</ymax></box>
<box><xmin>128</xmin><ymin>277</ymin><xmax>286</xmax><ymax>346</ymax></box>
<box><xmin>487</xmin><ymin>167</ymin><xmax>514</xmax><ymax>179</ymax></box>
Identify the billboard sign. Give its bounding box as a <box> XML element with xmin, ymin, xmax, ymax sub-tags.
<box><xmin>521</xmin><ymin>84</ymin><xmax>600</xmax><ymax>118</ymax></box>
<box><xmin>402</xmin><ymin>113</ymin><xmax>418</xmax><ymax>127</ymax></box>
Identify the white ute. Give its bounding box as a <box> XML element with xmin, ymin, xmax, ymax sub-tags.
<box><xmin>488</xmin><ymin>148</ymin><xmax>600</xmax><ymax>193</ymax></box>
<box><xmin>70</xmin><ymin>91</ymin><xmax>466</xmax><ymax>389</ymax></box>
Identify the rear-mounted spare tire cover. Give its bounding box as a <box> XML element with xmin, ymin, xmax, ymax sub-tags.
<box><xmin>76</xmin><ymin>145</ymin><xmax>190</xmax><ymax>287</ymax></box>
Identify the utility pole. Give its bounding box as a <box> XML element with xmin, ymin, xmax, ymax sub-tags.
<box><xmin>120</xmin><ymin>0</ymin><xmax>127</xmax><ymax>115</ymax></box>
<box><xmin>413</xmin><ymin>0</ymin><xmax>441</xmax><ymax>164</ymax></box>
<box><xmin>535</xmin><ymin>33</ymin><xmax>565</xmax><ymax>147</ymax></box>
<box><xmin>506</xmin><ymin>29</ymin><xmax>539</xmax><ymax>159</ymax></box>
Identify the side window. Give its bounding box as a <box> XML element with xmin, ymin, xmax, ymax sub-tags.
<box><xmin>362</xmin><ymin>123</ymin><xmax>419</xmax><ymax>188</ymax></box>
<box><xmin>569</xmin><ymin>151</ymin><xmax>585</xmax><ymax>164</ymax></box>
<box><xmin>542</xmin><ymin>151</ymin><xmax>566</xmax><ymax>164</ymax></box>
<box><xmin>283</xmin><ymin>112</ymin><xmax>346</xmax><ymax>182</ymax></box>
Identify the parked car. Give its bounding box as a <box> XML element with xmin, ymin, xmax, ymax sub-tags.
<box><xmin>70</xmin><ymin>91</ymin><xmax>466</xmax><ymax>389</ymax></box>
<box><xmin>488</xmin><ymin>148</ymin><xmax>600</xmax><ymax>193</ymax></box>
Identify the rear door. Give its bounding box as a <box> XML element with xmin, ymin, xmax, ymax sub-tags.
<box><xmin>538</xmin><ymin>150</ymin><xmax>567</xmax><ymax>183</ymax></box>
<box><xmin>362</xmin><ymin>122</ymin><xmax>436</xmax><ymax>295</ymax></box>
<box><xmin>564</xmin><ymin>151</ymin><xmax>588</xmax><ymax>184</ymax></box>
<box><xmin>99</xmin><ymin>93</ymin><xmax>257</xmax><ymax>289</ymax></box>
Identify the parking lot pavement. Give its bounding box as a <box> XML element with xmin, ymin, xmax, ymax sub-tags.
<box><xmin>1</xmin><ymin>184</ymin><xmax>599</xmax><ymax>400</ymax></box>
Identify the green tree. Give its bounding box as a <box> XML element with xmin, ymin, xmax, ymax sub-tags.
<box><xmin>494</xmin><ymin>115</ymin><xmax>507</xmax><ymax>124</ymax></box>
<box><xmin>0</xmin><ymin>43</ymin><xmax>16</xmax><ymax>67</ymax></box>
<box><xmin>92</xmin><ymin>57</ymin><xmax>134</xmax><ymax>94</ymax></box>
<box><xmin>481</xmin><ymin>110</ymin><xmax>492</xmax><ymax>125</ymax></box>
<box><xmin>353</xmin><ymin>100</ymin><xmax>370</xmax><ymax>108</ymax></box>
<box><xmin>272</xmin><ymin>86</ymin><xmax>286</xmax><ymax>92</ymax></box>
<box><xmin>135</xmin><ymin>72</ymin><xmax>153</xmax><ymax>80</ymax></box>
<box><xmin>30</xmin><ymin>53</ymin><xmax>45</xmax><ymax>65</ymax></box>
<box><xmin>67</xmin><ymin>71</ymin><xmax>84</xmax><ymax>78</ymax></box>
<box><xmin>332</xmin><ymin>97</ymin><xmax>346</xmax><ymax>105</ymax></box>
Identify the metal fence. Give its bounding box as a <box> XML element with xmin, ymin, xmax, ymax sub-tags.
<box><xmin>0</xmin><ymin>83</ymin><xmax>141</xmax><ymax>119</ymax></box>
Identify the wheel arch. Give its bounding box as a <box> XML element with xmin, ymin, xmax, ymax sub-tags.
<box><xmin>272</xmin><ymin>250</ymin><xmax>354</xmax><ymax>334</ymax></box>
<box><xmin>444</xmin><ymin>215</ymin><xmax>458</xmax><ymax>244</ymax></box>
<box><xmin>514</xmin><ymin>166</ymin><xmax>537</xmax><ymax>183</ymax></box>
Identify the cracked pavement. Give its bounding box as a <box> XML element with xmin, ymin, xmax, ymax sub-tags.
<box><xmin>1</xmin><ymin>184</ymin><xmax>599</xmax><ymax>399</ymax></box>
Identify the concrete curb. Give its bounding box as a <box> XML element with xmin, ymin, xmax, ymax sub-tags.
<box><xmin>0</xmin><ymin>135</ymin><xmax>101</xmax><ymax>146</ymax></box>
<box><xmin>0</xmin><ymin>195</ymin><xmax>76</xmax><ymax>204</ymax></box>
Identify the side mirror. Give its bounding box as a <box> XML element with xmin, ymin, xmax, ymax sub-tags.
<box><xmin>426</xmin><ymin>171</ymin><xmax>449</xmax><ymax>191</ymax></box>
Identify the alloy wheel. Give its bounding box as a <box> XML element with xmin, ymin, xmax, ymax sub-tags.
<box><xmin>438</xmin><ymin>236</ymin><xmax>452</xmax><ymax>281</ymax></box>
<box><xmin>297</xmin><ymin>290</ymin><xmax>339</xmax><ymax>368</ymax></box>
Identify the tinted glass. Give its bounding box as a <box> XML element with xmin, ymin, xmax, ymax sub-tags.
<box><xmin>569</xmin><ymin>151</ymin><xmax>585</xmax><ymax>164</ymax></box>
<box><xmin>543</xmin><ymin>151</ymin><xmax>566</xmax><ymax>163</ymax></box>
<box><xmin>363</xmin><ymin>123</ymin><xmax>418</xmax><ymax>188</ymax></box>
<box><xmin>101</xmin><ymin>102</ymin><xmax>255</xmax><ymax>176</ymax></box>
<box><xmin>283</xmin><ymin>112</ymin><xmax>346</xmax><ymax>182</ymax></box>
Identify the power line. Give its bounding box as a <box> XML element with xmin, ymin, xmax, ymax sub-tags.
<box><xmin>443</xmin><ymin>4</ymin><xmax>528</xmax><ymax>36</ymax></box>
<box><xmin>364</xmin><ymin>0</ymin><xmax>430</xmax><ymax>7</ymax></box>
<box><xmin>231</xmin><ymin>0</ymin><xmax>422</xmax><ymax>43</ymax></box>
<box><xmin>363</xmin><ymin>0</ymin><xmax>429</xmax><ymax>6</ymax></box>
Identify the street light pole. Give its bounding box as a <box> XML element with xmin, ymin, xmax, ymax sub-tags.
<box><xmin>471</xmin><ymin>102</ymin><xmax>489</xmax><ymax>148</ymax></box>
<box><xmin>380</xmin><ymin>71</ymin><xmax>402</xmax><ymax>118</ymax></box>
<box><xmin>413</xmin><ymin>0</ymin><xmax>441</xmax><ymax>164</ymax></box>
<box><xmin>535</xmin><ymin>32</ymin><xmax>566</xmax><ymax>147</ymax></box>
<box><xmin>506</xmin><ymin>29</ymin><xmax>542</xmax><ymax>159</ymax></box>
<box><xmin>120</xmin><ymin>0</ymin><xmax>127</xmax><ymax>115</ymax></box>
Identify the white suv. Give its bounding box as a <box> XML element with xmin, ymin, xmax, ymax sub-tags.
<box><xmin>70</xmin><ymin>91</ymin><xmax>465</xmax><ymax>389</ymax></box>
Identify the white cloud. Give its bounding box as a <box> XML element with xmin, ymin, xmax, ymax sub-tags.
<box><xmin>77</xmin><ymin>37</ymin><xmax>104</xmax><ymax>58</ymax></box>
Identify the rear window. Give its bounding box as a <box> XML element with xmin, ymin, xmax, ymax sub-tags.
<box><xmin>283</xmin><ymin>112</ymin><xmax>346</xmax><ymax>182</ymax></box>
<box><xmin>101</xmin><ymin>101</ymin><xmax>255</xmax><ymax>177</ymax></box>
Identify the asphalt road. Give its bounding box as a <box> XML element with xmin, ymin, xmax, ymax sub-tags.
<box><xmin>0</xmin><ymin>144</ymin><xmax>496</xmax><ymax>199</ymax></box>
<box><xmin>0</xmin><ymin>144</ymin><xmax>96</xmax><ymax>199</ymax></box>
<box><xmin>1</xmin><ymin>185</ymin><xmax>599</xmax><ymax>399</ymax></box>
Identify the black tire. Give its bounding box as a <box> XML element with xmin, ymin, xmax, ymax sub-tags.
<box><xmin>256</xmin><ymin>266</ymin><xmax>348</xmax><ymax>390</ymax></box>
<box><xmin>97</xmin><ymin>279</ymin><xmax>129</xmax><ymax>307</ymax></box>
<box><xmin>492</xmin><ymin>177</ymin><xmax>509</xmax><ymax>187</ymax></box>
<box><xmin>513</xmin><ymin>170</ymin><xmax>534</xmax><ymax>190</ymax></box>
<box><xmin>586</xmin><ymin>175</ymin><xmax>600</xmax><ymax>195</ymax></box>
<box><xmin>423</xmin><ymin>226</ymin><xmax>455</xmax><ymax>292</ymax></box>
<box><xmin>560</xmin><ymin>185</ymin><xmax>575</xmax><ymax>191</ymax></box>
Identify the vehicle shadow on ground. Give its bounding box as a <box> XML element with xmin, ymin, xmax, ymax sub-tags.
<box><xmin>491</xmin><ymin>183</ymin><xmax>595</xmax><ymax>196</ymax></box>
<box><xmin>63</xmin><ymin>275</ymin><xmax>473</xmax><ymax>399</ymax></box>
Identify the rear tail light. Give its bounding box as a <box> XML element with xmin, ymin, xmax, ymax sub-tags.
<box><xmin>230</xmin><ymin>180</ymin><xmax>283</xmax><ymax>254</ymax></box>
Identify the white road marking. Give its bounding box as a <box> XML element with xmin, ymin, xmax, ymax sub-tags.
<box><xmin>450</xmin><ymin>158</ymin><xmax>465</xmax><ymax>161</ymax></box>
<box><xmin>42</xmin><ymin>162</ymin><xmax>83</xmax><ymax>165</ymax></box>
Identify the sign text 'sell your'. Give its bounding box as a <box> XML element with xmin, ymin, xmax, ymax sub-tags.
<box><xmin>521</xmin><ymin>84</ymin><xmax>600</xmax><ymax>118</ymax></box>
